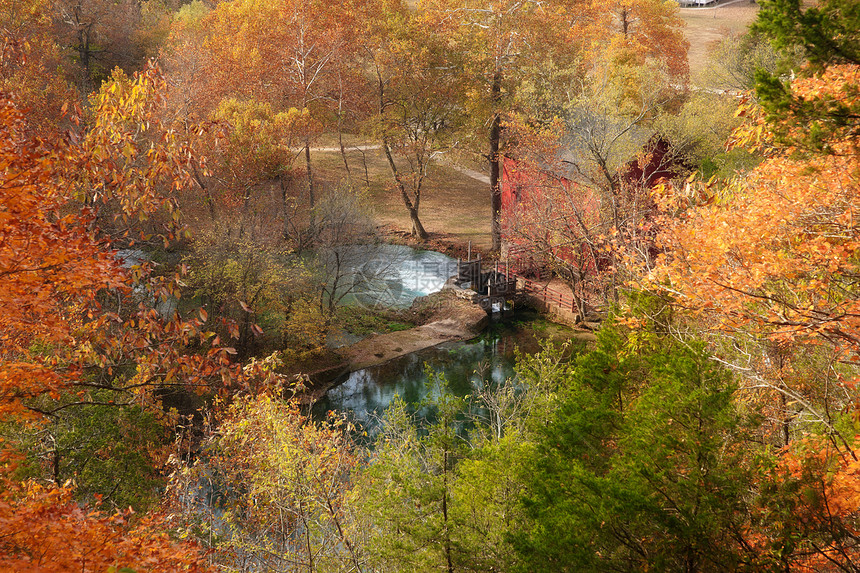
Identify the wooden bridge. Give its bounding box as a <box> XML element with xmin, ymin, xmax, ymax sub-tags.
<box><xmin>455</xmin><ymin>255</ymin><xmax>580</xmax><ymax>321</ymax></box>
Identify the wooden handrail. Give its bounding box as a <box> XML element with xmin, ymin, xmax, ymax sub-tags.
<box><xmin>503</xmin><ymin>269</ymin><xmax>576</xmax><ymax>312</ymax></box>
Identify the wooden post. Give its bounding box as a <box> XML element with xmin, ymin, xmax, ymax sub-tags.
<box><xmin>467</xmin><ymin>241</ymin><xmax>471</xmax><ymax>262</ymax></box>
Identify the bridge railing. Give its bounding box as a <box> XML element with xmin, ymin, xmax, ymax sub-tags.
<box><xmin>495</xmin><ymin>263</ymin><xmax>578</xmax><ymax>313</ymax></box>
<box><xmin>518</xmin><ymin>278</ymin><xmax>577</xmax><ymax>312</ymax></box>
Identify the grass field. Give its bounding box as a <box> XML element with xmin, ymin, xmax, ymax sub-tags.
<box><xmin>312</xmin><ymin>147</ymin><xmax>494</xmax><ymax>250</ymax></box>
<box><xmin>680</xmin><ymin>0</ymin><xmax>760</xmax><ymax>78</ymax></box>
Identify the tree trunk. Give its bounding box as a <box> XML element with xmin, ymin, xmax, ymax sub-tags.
<box><xmin>337</xmin><ymin>73</ymin><xmax>352</xmax><ymax>184</ymax></box>
<box><xmin>382</xmin><ymin>141</ymin><xmax>428</xmax><ymax>241</ymax></box>
<box><xmin>52</xmin><ymin>442</ymin><xmax>60</xmax><ymax>484</ymax></box>
<box><xmin>376</xmin><ymin>66</ymin><xmax>429</xmax><ymax>241</ymax></box>
<box><xmin>304</xmin><ymin>140</ymin><xmax>315</xmax><ymax>207</ymax></box>
<box><xmin>409</xmin><ymin>206</ymin><xmax>428</xmax><ymax>239</ymax></box>
<box><xmin>304</xmin><ymin>140</ymin><xmax>315</xmax><ymax>238</ymax></box>
<box><xmin>489</xmin><ymin>70</ymin><xmax>503</xmax><ymax>254</ymax></box>
<box><xmin>442</xmin><ymin>435</ymin><xmax>454</xmax><ymax>573</ymax></box>
<box><xmin>781</xmin><ymin>388</ymin><xmax>791</xmax><ymax>446</ymax></box>
<box><xmin>78</xmin><ymin>24</ymin><xmax>94</xmax><ymax>96</ymax></box>
<box><xmin>383</xmin><ymin>140</ymin><xmax>429</xmax><ymax>240</ymax></box>
<box><xmin>191</xmin><ymin>163</ymin><xmax>216</xmax><ymax>222</ymax></box>
<box><xmin>339</xmin><ymin>130</ymin><xmax>351</xmax><ymax>182</ymax></box>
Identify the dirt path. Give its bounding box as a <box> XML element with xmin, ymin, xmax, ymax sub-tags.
<box><xmin>309</xmin><ymin>144</ymin><xmax>382</xmax><ymax>152</ymax></box>
<box><xmin>437</xmin><ymin>159</ymin><xmax>490</xmax><ymax>184</ymax></box>
<box><xmin>312</xmin><ymin>145</ymin><xmax>491</xmax><ymax>184</ymax></box>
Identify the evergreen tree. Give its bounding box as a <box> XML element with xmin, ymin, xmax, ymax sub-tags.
<box><xmin>512</xmin><ymin>325</ymin><xmax>760</xmax><ymax>571</ymax></box>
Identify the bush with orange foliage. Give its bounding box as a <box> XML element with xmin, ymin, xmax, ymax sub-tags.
<box><xmin>0</xmin><ymin>72</ymin><xmax>237</xmax><ymax>572</ymax></box>
<box><xmin>0</xmin><ymin>483</ymin><xmax>213</xmax><ymax>573</ymax></box>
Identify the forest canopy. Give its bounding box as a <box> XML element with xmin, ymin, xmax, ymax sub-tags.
<box><xmin>1</xmin><ymin>0</ymin><xmax>859</xmax><ymax>570</ymax></box>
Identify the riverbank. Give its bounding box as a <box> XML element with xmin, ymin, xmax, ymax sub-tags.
<box><xmin>343</xmin><ymin>290</ymin><xmax>489</xmax><ymax>370</ymax></box>
<box><xmin>378</xmin><ymin>226</ymin><xmax>494</xmax><ymax>262</ymax></box>
<box><xmin>300</xmin><ymin>290</ymin><xmax>488</xmax><ymax>402</ymax></box>
<box><xmin>300</xmin><ymin>286</ymin><xmax>599</xmax><ymax>405</ymax></box>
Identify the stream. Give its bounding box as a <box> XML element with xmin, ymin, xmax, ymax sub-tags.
<box><xmin>314</xmin><ymin>311</ymin><xmax>572</xmax><ymax>430</ymax></box>
<box><xmin>314</xmin><ymin>245</ymin><xmax>575</xmax><ymax>431</ymax></box>
<box><xmin>187</xmin><ymin>246</ymin><xmax>574</xmax><ymax>534</ymax></box>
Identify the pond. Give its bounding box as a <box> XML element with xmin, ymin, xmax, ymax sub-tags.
<box><xmin>335</xmin><ymin>243</ymin><xmax>460</xmax><ymax>309</ymax></box>
<box><xmin>313</xmin><ymin>313</ymin><xmax>576</xmax><ymax>431</ymax></box>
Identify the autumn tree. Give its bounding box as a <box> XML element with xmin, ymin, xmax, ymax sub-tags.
<box><xmin>419</xmin><ymin>0</ymin><xmax>688</xmax><ymax>252</ymax></box>
<box><xmin>11</xmin><ymin>393</ymin><xmax>173</xmax><ymax>511</ymax></box>
<box><xmin>0</xmin><ymin>95</ymin><xmax>121</xmax><ymax>421</ymax></box>
<box><xmin>591</xmin><ymin>0</ymin><xmax>689</xmax><ymax>84</ymax></box>
<box><xmin>655</xmin><ymin>91</ymin><xmax>753</xmax><ymax>179</ymax></box>
<box><xmin>564</xmin><ymin>69</ymin><xmax>674</xmax><ymax>231</ymax></box>
<box><xmin>649</xmin><ymin>64</ymin><xmax>860</xmax><ymax>441</ymax></box>
<box><xmin>50</xmin><ymin>0</ymin><xmax>156</xmax><ymax>95</ymax></box>
<box><xmin>164</xmin><ymin>8</ymin><xmax>316</xmax><ymax>240</ymax></box>
<box><xmin>0</xmin><ymin>83</ymin><xmax>241</xmax><ymax>572</ymax></box>
<box><xmin>644</xmin><ymin>9</ymin><xmax>860</xmax><ymax>566</ymax></box>
<box><xmin>363</xmin><ymin>0</ymin><xmax>463</xmax><ymax>240</ymax></box>
<box><xmin>504</xmin><ymin>62</ymin><xmax>688</xmax><ymax>315</ymax></box>
<box><xmin>159</xmin><ymin>0</ymin><xmax>210</xmax><ymax>118</ymax></box>
<box><xmin>183</xmin><ymin>231</ymin><xmax>327</xmax><ymax>360</ymax></box>
<box><xmin>752</xmin><ymin>0</ymin><xmax>860</xmax><ymax>152</ymax></box>
<box><xmin>647</xmin><ymin>0</ymin><xmax>860</xmax><ymax>441</ymax></box>
<box><xmin>210</xmin><ymin>98</ymin><xmax>305</xmax><ymax>233</ymax></box>
<box><xmin>0</xmin><ymin>60</ymin><xmax>255</xmax><ymax>440</ymax></box>
<box><xmin>753</xmin><ymin>434</ymin><xmax>860</xmax><ymax>571</ymax></box>
<box><xmin>701</xmin><ymin>32</ymin><xmax>790</xmax><ymax>93</ymax></box>
<box><xmin>169</xmin><ymin>392</ymin><xmax>365</xmax><ymax>572</ymax></box>
<box><xmin>311</xmin><ymin>186</ymin><xmax>392</xmax><ymax>313</ymax></box>
<box><xmin>0</xmin><ymin>0</ymin><xmax>75</xmax><ymax>134</ymax></box>
<box><xmin>68</xmin><ymin>64</ymin><xmax>204</xmax><ymax>241</ymax></box>
<box><xmin>0</xmin><ymin>483</ymin><xmax>213</xmax><ymax>572</ymax></box>
<box><xmin>193</xmin><ymin>0</ymin><xmax>371</xmax><ymax>213</ymax></box>
<box><xmin>353</xmin><ymin>374</ymin><xmax>467</xmax><ymax>572</ymax></box>
<box><xmin>419</xmin><ymin>0</ymin><xmax>582</xmax><ymax>253</ymax></box>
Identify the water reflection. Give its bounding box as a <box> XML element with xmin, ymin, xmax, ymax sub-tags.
<box><xmin>313</xmin><ymin>316</ymin><xmax>562</xmax><ymax>430</ymax></box>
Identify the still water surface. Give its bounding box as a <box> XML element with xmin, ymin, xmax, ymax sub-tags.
<box><xmin>313</xmin><ymin>314</ymin><xmax>572</xmax><ymax>429</ymax></box>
